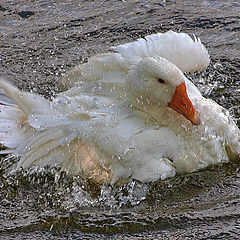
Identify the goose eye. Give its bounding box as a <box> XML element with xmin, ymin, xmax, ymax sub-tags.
<box><xmin>158</xmin><ymin>78</ymin><xmax>165</xmax><ymax>84</ymax></box>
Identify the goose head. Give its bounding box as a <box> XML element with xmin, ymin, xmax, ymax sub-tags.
<box><xmin>127</xmin><ymin>57</ymin><xmax>200</xmax><ymax>125</ymax></box>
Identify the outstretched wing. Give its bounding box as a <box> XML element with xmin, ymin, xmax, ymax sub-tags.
<box><xmin>60</xmin><ymin>31</ymin><xmax>210</xmax><ymax>90</ymax></box>
<box><xmin>99</xmin><ymin>30</ymin><xmax>210</xmax><ymax>73</ymax></box>
<box><xmin>0</xmin><ymin>79</ymin><xmax>112</xmax><ymax>183</ymax></box>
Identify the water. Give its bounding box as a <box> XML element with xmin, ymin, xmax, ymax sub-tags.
<box><xmin>0</xmin><ymin>0</ymin><xmax>240</xmax><ymax>239</ymax></box>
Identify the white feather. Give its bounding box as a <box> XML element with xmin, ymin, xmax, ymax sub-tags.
<box><xmin>0</xmin><ymin>31</ymin><xmax>238</xmax><ymax>185</ymax></box>
<box><xmin>61</xmin><ymin>31</ymin><xmax>210</xmax><ymax>90</ymax></box>
<box><xmin>109</xmin><ymin>30</ymin><xmax>210</xmax><ymax>73</ymax></box>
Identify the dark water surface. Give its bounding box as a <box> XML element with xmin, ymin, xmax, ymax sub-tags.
<box><xmin>0</xmin><ymin>0</ymin><xmax>240</xmax><ymax>239</ymax></box>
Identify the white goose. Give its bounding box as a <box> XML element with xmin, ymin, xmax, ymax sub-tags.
<box><xmin>0</xmin><ymin>31</ymin><xmax>239</xmax><ymax>184</ymax></box>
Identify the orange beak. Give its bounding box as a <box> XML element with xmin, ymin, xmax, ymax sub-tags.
<box><xmin>168</xmin><ymin>83</ymin><xmax>201</xmax><ymax>125</ymax></box>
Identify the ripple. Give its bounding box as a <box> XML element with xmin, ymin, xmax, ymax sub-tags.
<box><xmin>0</xmin><ymin>0</ymin><xmax>240</xmax><ymax>238</ymax></box>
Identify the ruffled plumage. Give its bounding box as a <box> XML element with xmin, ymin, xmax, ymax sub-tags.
<box><xmin>0</xmin><ymin>31</ymin><xmax>239</xmax><ymax>184</ymax></box>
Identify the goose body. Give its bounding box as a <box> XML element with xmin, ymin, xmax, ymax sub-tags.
<box><xmin>0</xmin><ymin>31</ymin><xmax>239</xmax><ymax>184</ymax></box>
